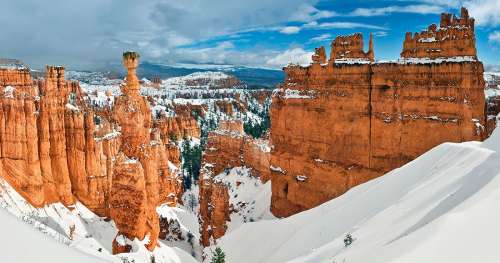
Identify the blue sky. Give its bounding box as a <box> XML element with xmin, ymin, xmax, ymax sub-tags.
<box><xmin>1</xmin><ymin>0</ymin><xmax>499</xmax><ymax>70</ymax></box>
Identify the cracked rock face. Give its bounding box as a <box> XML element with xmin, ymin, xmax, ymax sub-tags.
<box><xmin>269</xmin><ymin>8</ymin><xmax>487</xmax><ymax>218</ymax></box>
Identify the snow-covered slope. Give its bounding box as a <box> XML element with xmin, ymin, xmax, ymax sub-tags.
<box><xmin>0</xmin><ymin>178</ymin><xmax>197</xmax><ymax>263</ymax></box>
<box><xmin>213</xmin><ymin>167</ymin><xmax>275</xmax><ymax>231</ymax></box>
<box><xmin>161</xmin><ymin>71</ymin><xmax>244</xmax><ymax>90</ymax></box>
<box><xmin>210</xmin><ymin>128</ymin><xmax>500</xmax><ymax>263</ymax></box>
<box><xmin>0</xmin><ymin>207</ymin><xmax>106</xmax><ymax>263</ymax></box>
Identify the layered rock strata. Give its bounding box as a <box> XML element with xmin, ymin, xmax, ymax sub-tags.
<box><xmin>330</xmin><ymin>33</ymin><xmax>374</xmax><ymax>62</ymax></box>
<box><xmin>401</xmin><ymin>7</ymin><xmax>476</xmax><ymax>59</ymax></box>
<box><xmin>198</xmin><ymin>120</ymin><xmax>270</xmax><ymax>246</ymax></box>
<box><xmin>270</xmin><ymin>8</ymin><xmax>486</xmax><ymax>217</ymax></box>
<box><xmin>110</xmin><ymin>52</ymin><xmax>160</xmax><ymax>253</ymax></box>
<box><xmin>0</xmin><ymin>55</ymin><xmax>184</xmax><ymax>253</ymax></box>
<box><xmin>0</xmin><ymin>64</ymin><xmax>119</xmax><ymax>210</ymax></box>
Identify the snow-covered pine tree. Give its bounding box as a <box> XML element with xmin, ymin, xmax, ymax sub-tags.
<box><xmin>211</xmin><ymin>247</ymin><xmax>226</xmax><ymax>263</ymax></box>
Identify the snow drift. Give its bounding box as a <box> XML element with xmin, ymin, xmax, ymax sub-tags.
<box><xmin>212</xmin><ymin>127</ymin><xmax>500</xmax><ymax>263</ymax></box>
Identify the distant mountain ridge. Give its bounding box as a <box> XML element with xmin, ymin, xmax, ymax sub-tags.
<box><xmin>99</xmin><ymin>62</ymin><xmax>284</xmax><ymax>88</ymax></box>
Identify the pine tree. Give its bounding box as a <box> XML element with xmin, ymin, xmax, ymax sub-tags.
<box><xmin>211</xmin><ymin>247</ymin><xmax>225</xmax><ymax>263</ymax></box>
<box><xmin>182</xmin><ymin>139</ymin><xmax>193</xmax><ymax>190</ymax></box>
<box><xmin>183</xmin><ymin>174</ymin><xmax>192</xmax><ymax>190</ymax></box>
<box><xmin>344</xmin><ymin>233</ymin><xmax>353</xmax><ymax>247</ymax></box>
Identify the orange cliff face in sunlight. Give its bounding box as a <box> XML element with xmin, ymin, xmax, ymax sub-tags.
<box><xmin>401</xmin><ymin>7</ymin><xmax>477</xmax><ymax>59</ymax></box>
<box><xmin>269</xmin><ymin>8</ymin><xmax>486</xmax><ymax>218</ymax></box>
<box><xmin>110</xmin><ymin>51</ymin><xmax>162</xmax><ymax>253</ymax></box>
<box><xmin>0</xmin><ymin>55</ymin><xmax>185</xmax><ymax>253</ymax></box>
<box><xmin>198</xmin><ymin>120</ymin><xmax>271</xmax><ymax>246</ymax></box>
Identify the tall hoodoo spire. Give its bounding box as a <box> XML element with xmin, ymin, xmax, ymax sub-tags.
<box><xmin>110</xmin><ymin>51</ymin><xmax>160</xmax><ymax>254</ymax></box>
<box><xmin>122</xmin><ymin>51</ymin><xmax>140</xmax><ymax>95</ymax></box>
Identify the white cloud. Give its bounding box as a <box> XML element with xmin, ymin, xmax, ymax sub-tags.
<box><xmin>266</xmin><ymin>48</ymin><xmax>313</xmax><ymax>68</ymax></box>
<box><xmin>350</xmin><ymin>5</ymin><xmax>445</xmax><ymax>16</ymax></box>
<box><xmin>401</xmin><ymin>0</ymin><xmax>459</xmax><ymax>7</ymax></box>
<box><xmin>414</xmin><ymin>0</ymin><xmax>500</xmax><ymax>26</ymax></box>
<box><xmin>464</xmin><ymin>0</ymin><xmax>500</xmax><ymax>26</ymax></box>
<box><xmin>308</xmin><ymin>33</ymin><xmax>332</xmax><ymax>43</ymax></box>
<box><xmin>0</xmin><ymin>0</ymin><xmax>323</xmax><ymax>69</ymax></box>
<box><xmin>489</xmin><ymin>31</ymin><xmax>500</xmax><ymax>43</ymax></box>
<box><xmin>305</xmin><ymin>21</ymin><xmax>388</xmax><ymax>30</ymax></box>
<box><xmin>373</xmin><ymin>31</ymin><xmax>389</xmax><ymax>37</ymax></box>
<box><xmin>280</xmin><ymin>26</ymin><xmax>301</xmax><ymax>34</ymax></box>
<box><xmin>290</xmin><ymin>4</ymin><xmax>338</xmax><ymax>22</ymax></box>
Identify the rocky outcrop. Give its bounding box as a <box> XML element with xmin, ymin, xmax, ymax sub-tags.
<box><xmin>0</xmin><ymin>63</ymin><xmax>124</xmax><ymax>215</ymax></box>
<box><xmin>0</xmin><ymin>54</ymin><xmax>184</xmax><ymax>253</ymax></box>
<box><xmin>110</xmin><ymin>52</ymin><xmax>160</xmax><ymax>253</ymax></box>
<box><xmin>157</xmin><ymin>115</ymin><xmax>200</xmax><ymax>140</ymax></box>
<box><xmin>330</xmin><ymin>33</ymin><xmax>374</xmax><ymax>62</ymax></box>
<box><xmin>0</xmin><ymin>64</ymin><xmax>45</xmax><ymax>207</ymax></box>
<box><xmin>198</xmin><ymin>120</ymin><xmax>270</xmax><ymax>246</ymax></box>
<box><xmin>270</xmin><ymin>8</ymin><xmax>486</xmax><ymax>217</ymax></box>
<box><xmin>401</xmin><ymin>7</ymin><xmax>476</xmax><ymax>59</ymax></box>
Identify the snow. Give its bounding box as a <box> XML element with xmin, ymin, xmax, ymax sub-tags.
<box><xmin>66</xmin><ymin>103</ymin><xmax>80</xmax><ymax>111</ymax></box>
<box><xmin>212</xmin><ymin>127</ymin><xmax>500</xmax><ymax>263</ymax></box>
<box><xmin>213</xmin><ymin>167</ymin><xmax>275</xmax><ymax>232</ymax></box>
<box><xmin>124</xmin><ymin>158</ymin><xmax>138</xmax><ymax>164</ymax></box>
<box><xmin>484</xmin><ymin>72</ymin><xmax>500</xmax><ymax>99</ymax></box>
<box><xmin>270</xmin><ymin>165</ymin><xmax>286</xmax><ymax>174</ymax></box>
<box><xmin>253</xmin><ymin>139</ymin><xmax>271</xmax><ymax>153</ymax></box>
<box><xmin>0</xmin><ymin>176</ymin><xmax>198</xmax><ymax>263</ymax></box>
<box><xmin>296</xmin><ymin>175</ymin><xmax>308</xmax><ymax>182</ymax></box>
<box><xmin>418</xmin><ymin>37</ymin><xmax>437</xmax><ymax>43</ymax></box>
<box><xmin>3</xmin><ymin>85</ymin><xmax>15</xmax><ymax>98</ymax></box>
<box><xmin>156</xmin><ymin>204</ymin><xmax>203</xmax><ymax>260</ymax></box>
<box><xmin>395</xmin><ymin>56</ymin><xmax>477</xmax><ymax>64</ymax></box>
<box><xmin>273</xmin><ymin>89</ymin><xmax>315</xmax><ymax>99</ymax></box>
<box><xmin>0</xmin><ymin>59</ymin><xmax>28</xmax><ymax>70</ymax></box>
<box><xmin>333</xmin><ymin>58</ymin><xmax>371</xmax><ymax>64</ymax></box>
<box><xmin>95</xmin><ymin>131</ymin><xmax>121</xmax><ymax>141</ymax></box>
<box><xmin>0</xmin><ymin>207</ymin><xmax>108</xmax><ymax>263</ymax></box>
<box><xmin>168</xmin><ymin>161</ymin><xmax>179</xmax><ymax>173</ymax></box>
<box><xmin>161</xmin><ymin>71</ymin><xmax>244</xmax><ymax>90</ymax></box>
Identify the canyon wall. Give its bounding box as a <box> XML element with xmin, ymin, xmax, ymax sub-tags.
<box><xmin>198</xmin><ymin>120</ymin><xmax>270</xmax><ymax>246</ymax></box>
<box><xmin>0</xmin><ymin>55</ymin><xmax>184</xmax><ymax>253</ymax></box>
<box><xmin>0</xmin><ymin>64</ymin><xmax>117</xmax><ymax>209</ymax></box>
<box><xmin>270</xmin><ymin>8</ymin><xmax>486</xmax><ymax>217</ymax></box>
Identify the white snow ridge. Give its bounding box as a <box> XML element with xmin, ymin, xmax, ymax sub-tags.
<box><xmin>211</xmin><ymin>127</ymin><xmax>500</xmax><ymax>263</ymax></box>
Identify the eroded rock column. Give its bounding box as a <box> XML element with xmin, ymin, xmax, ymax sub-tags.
<box><xmin>110</xmin><ymin>52</ymin><xmax>159</xmax><ymax>253</ymax></box>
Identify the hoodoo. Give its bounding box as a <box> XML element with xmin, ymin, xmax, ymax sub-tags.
<box><xmin>110</xmin><ymin>51</ymin><xmax>160</xmax><ymax>253</ymax></box>
<box><xmin>0</xmin><ymin>54</ymin><xmax>185</xmax><ymax>254</ymax></box>
<box><xmin>270</xmin><ymin>8</ymin><xmax>486</xmax><ymax>217</ymax></box>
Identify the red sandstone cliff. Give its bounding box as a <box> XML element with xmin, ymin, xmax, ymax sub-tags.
<box><xmin>198</xmin><ymin>120</ymin><xmax>270</xmax><ymax>246</ymax></box>
<box><xmin>270</xmin><ymin>8</ymin><xmax>486</xmax><ymax>217</ymax></box>
<box><xmin>0</xmin><ymin>55</ymin><xmax>184</xmax><ymax>253</ymax></box>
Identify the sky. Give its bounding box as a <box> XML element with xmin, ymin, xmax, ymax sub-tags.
<box><xmin>0</xmin><ymin>0</ymin><xmax>499</xmax><ymax>71</ymax></box>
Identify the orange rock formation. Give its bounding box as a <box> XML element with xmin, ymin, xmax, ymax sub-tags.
<box><xmin>330</xmin><ymin>33</ymin><xmax>374</xmax><ymax>62</ymax></box>
<box><xmin>401</xmin><ymin>7</ymin><xmax>476</xmax><ymax>59</ymax></box>
<box><xmin>198</xmin><ymin>120</ymin><xmax>270</xmax><ymax>246</ymax></box>
<box><xmin>110</xmin><ymin>52</ymin><xmax>161</xmax><ymax>253</ymax></box>
<box><xmin>270</xmin><ymin>8</ymin><xmax>486</xmax><ymax>217</ymax></box>
<box><xmin>0</xmin><ymin>54</ymin><xmax>184</xmax><ymax>253</ymax></box>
